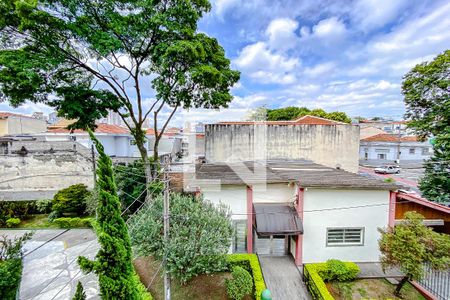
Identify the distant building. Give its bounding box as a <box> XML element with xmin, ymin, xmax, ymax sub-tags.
<box><xmin>359</xmin><ymin>126</ymin><xmax>387</xmax><ymax>140</ymax></box>
<box><xmin>204</xmin><ymin>115</ymin><xmax>359</xmax><ymax>173</ymax></box>
<box><xmin>0</xmin><ymin>112</ymin><xmax>47</xmax><ymax>136</ymax></box>
<box><xmin>360</xmin><ymin>134</ymin><xmax>433</xmax><ymax>165</ymax></box>
<box><xmin>47</xmin><ymin>112</ymin><xmax>60</xmax><ymax>125</ymax></box>
<box><xmin>359</xmin><ymin>120</ymin><xmax>411</xmax><ymax>135</ymax></box>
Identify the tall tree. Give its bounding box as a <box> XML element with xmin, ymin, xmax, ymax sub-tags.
<box><xmin>0</xmin><ymin>0</ymin><xmax>239</xmax><ymax>181</ymax></box>
<box><xmin>78</xmin><ymin>131</ymin><xmax>140</xmax><ymax>299</ymax></box>
<box><xmin>402</xmin><ymin>50</ymin><xmax>450</xmax><ymax>202</ymax></box>
<box><xmin>379</xmin><ymin>212</ymin><xmax>450</xmax><ymax>296</ymax></box>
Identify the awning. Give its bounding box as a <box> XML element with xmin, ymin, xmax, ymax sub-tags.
<box><xmin>253</xmin><ymin>203</ymin><xmax>303</xmax><ymax>236</ymax></box>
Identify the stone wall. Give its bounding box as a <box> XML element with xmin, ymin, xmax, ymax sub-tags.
<box><xmin>0</xmin><ymin>140</ymin><xmax>94</xmax><ymax>200</ymax></box>
<box><xmin>205</xmin><ymin>124</ymin><xmax>360</xmax><ymax>173</ymax></box>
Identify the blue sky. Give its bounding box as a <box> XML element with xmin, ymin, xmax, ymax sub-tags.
<box><xmin>1</xmin><ymin>0</ymin><xmax>450</xmax><ymax>125</ymax></box>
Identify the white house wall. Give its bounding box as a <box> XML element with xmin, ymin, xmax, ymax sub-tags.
<box><xmin>253</xmin><ymin>183</ymin><xmax>295</xmax><ymax>203</ymax></box>
<box><xmin>302</xmin><ymin>188</ymin><xmax>390</xmax><ymax>263</ymax></box>
<box><xmin>202</xmin><ymin>185</ymin><xmax>247</xmax><ymax>220</ymax></box>
<box><xmin>360</xmin><ymin>141</ymin><xmax>433</xmax><ymax>162</ymax></box>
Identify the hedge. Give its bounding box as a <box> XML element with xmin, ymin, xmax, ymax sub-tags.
<box><xmin>52</xmin><ymin>217</ymin><xmax>93</xmax><ymax>228</ymax></box>
<box><xmin>133</xmin><ymin>273</ymin><xmax>153</xmax><ymax>300</ymax></box>
<box><xmin>304</xmin><ymin>261</ymin><xmax>360</xmax><ymax>300</ymax></box>
<box><xmin>0</xmin><ymin>201</ymin><xmax>39</xmax><ymax>226</ymax></box>
<box><xmin>304</xmin><ymin>264</ymin><xmax>334</xmax><ymax>300</ymax></box>
<box><xmin>227</xmin><ymin>254</ymin><xmax>266</xmax><ymax>300</ymax></box>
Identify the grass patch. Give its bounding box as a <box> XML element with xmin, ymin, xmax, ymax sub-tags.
<box><xmin>328</xmin><ymin>278</ymin><xmax>426</xmax><ymax>300</ymax></box>
<box><xmin>134</xmin><ymin>257</ymin><xmax>253</xmax><ymax>300</ymax></box>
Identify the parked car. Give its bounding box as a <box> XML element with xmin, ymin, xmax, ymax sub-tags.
<box><xmin>374</xmin><ymin>165</ymin><xmax>400</xmax><ymax>174</ymax></box>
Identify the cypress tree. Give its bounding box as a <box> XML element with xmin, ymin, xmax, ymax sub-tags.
<box><xmin>78</xmin><ymin>131</ymin><xmax>140</xmax><ymax>299</ymax></box>
<box><xmin>72</xmin><ymin>282</ymin><xmax>86</xmax><ymax>300</ymax></box>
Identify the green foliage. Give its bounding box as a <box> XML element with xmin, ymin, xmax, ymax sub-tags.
<box><xmin>72</xmin><ymin>282</ymin><xmax>86</xmax><ymax>300</ymax></box>
<box><xmin>52</xmin><ymin>217</ymin><xmax>93</xmax><ymax>228</ymax></box>
<box><xmin>134</xmin><ymin>273</ymin><xmax>153</xmax><ymax>300</ymax></box>
<box><xmin>0</xmin><ymin>201</ymin><xmax>39</xmax><ymax>226</ymax></box>
<box><xmin>35</xmin><ymin>199</ymin><xmax>52</xmax><ymax>214</ymax></box>
<box><xmin>84</xmin><ymin>187</ymin><xmax>99</xmax><ymax>216</ymax></box>
<box><xmin>227</xmin><ymin>254</ymin><xmax>267</xmax><ymax>300</ymax></box>
<box><xmin>402</xmin><ymin>50</ymin><xmax>450</xmax><ymax>202</ymax></box>
<box><xmin>304</xmin><ymin>264</ymin><xmax>335</xmax><ymax>300</ymax></box>
<box><xmin>379</xmin><ymin>212</ymin><xmax>450</xmax><ymax>294</ymax></box>
<box><xmin>321</xmin><ymin>259</ymin><xmax>360</xmax><ymax>282</ymax></box>
<box><xmin>0</xmin><ymin>233</ymin><xmax>32</xmax><ymax>300</ymax></box>
<box><xmin>114</xmin><ymin>161</ymin><xmax>146</xmax><ymax>214</ymax></box>
<box><xmin>52</xmin><ymin>184</ymin><xmax>90</xmax><ymax>215</ymax></box>
<box><xmin>47</xmin><ymin>210</ymin><xmax>62</xmax><ymax>222</ymax></box>
<box><xmin>226</xmin><ymin>266</ymin><xmax>253</xmax><ymax>300</ymax></box>
<box><xmin>129</xmin><ymin>193</ymin><xmax>233</xmax><ymax>284</ymax></box>
<box><xmin>384</xmin><ymin>178</ymin><xmax>395</xmax><ymax>183</ymax></box>
<box><xmin>265</xmin><ymin>106</ymin><xmax>352</xmax><ymax>123</ymax></box>
<box><xmin>78</xmin><ymin>132</ymin><xmax>141</xmax><ymax>299</ymax></box>
<box><xmin>6</xmin><ymin>218</ymin><xmax>21</xmax><ymax>228</ymax></box>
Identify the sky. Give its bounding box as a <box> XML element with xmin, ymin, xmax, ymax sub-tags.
<box><xmin>1</xmin><ymin>0</ymin><xmax>450</xmax><ymax>126</ymax></box>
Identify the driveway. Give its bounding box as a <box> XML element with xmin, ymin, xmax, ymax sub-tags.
<box><xmin>0</xmin><ymin>229</ymin><xmax>100</xmax><ymax>300</ymax></box>
<box><xmin>258</xmin><ymin>256</ymin><xmax>311</xmax><ymax>300</ymax></box>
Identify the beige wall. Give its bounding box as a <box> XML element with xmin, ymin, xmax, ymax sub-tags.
<box><xmin>205</xmin><ymin>124</ymin><xmax>360</xmax><ymax>173</ymax></box>
<box><xmin>3</xmin><ymin>116</ymin><xmax>47</xmax><ymax>135</ymax></box>
<box><xmin>0</xmin><ymin>119</ymin><xmax>8</xmax><ymax>135</ymax></box>
<box><xmin>360</xmin><ymin>126</ymin><xmax>386</xmax><ymax>139</ymax></box>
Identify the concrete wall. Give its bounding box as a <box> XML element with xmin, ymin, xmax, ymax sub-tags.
<box><xmin>202</xmin><ymin>184</ymin><xmax>247</xmax><ymax>221</ymax></box>
<box><xmin>0</xmin><ymin>140</ymin><xmax>94</xmax><ymax>200</ymax></box>
<box><xmin>0</xmin><ymin>120</ymin><xmax>7</xmax><ymax>135</ymax></box>
<box><xmin>2</xmin><ymin>117</ymin><xmax>47</xmax><ymax>135</ymax></box>
<box><xmin>302</xmin><ymin>188</ymin><xmax>390</xmax><ymax>263</ymax></box>
<box><xmin>205</xmin><ymin>124</ymin><xmax>360</xmax><ymax>173</ymax></box>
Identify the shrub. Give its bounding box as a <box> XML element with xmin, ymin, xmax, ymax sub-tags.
<box><xmin>72</xmin><ymin>282</ymin><xmax>86</xmax><ymax>300</ymax></box>
<box><xmin>227</xmin><ymin>254</ymin><xmax>266</xmax><ymax>300</ymax></box>
<box><xmin>84</xmin><ymin>188</ymin><xmax>98</xmax><ymax>216</ymax></box>
<box><xmin>48</xmin><ymin>210</ymin><xmax>62</xmax><ymax>222</ymax></box>
<box><xmin>35</xmin><ymin>199</ymin><xmax>52</xmax><ymax>214</ymax></box>
<box><xmin>52</xmin><ymin>217</ymin><xmax>93</xmax><ymax>228</ymax></box>
<box><xmin>321</xmin><ymin>259</ymin><xmax>360</xmax><ymax>282</ymax></box>
<box><xmin>304</xmin><ymin>264</ymin><xmax>334</xmax><ymax>300</ymax></box>
<box><xmin>0</xmin><ymin>233</ymin><xmax>32</xmax><ymax>300</ymax></box>
<box><xmin>0</xmin><ymin>201</ymin><xmax>38</xmax><ymax>226</ymax></box>
<box><xmin>52</xmin><ymin>184</ymin><xmax>90</xmax><ymax>215</ymax></box>
<box><xmin>226</xmin><ymin>266</ymin><xmax>253</xmax><ymax>300</ymax></box>
<box><xmin>6</xmin><ymin>218</ymin><xmax>20</xmax><ymax>228</ymax></box>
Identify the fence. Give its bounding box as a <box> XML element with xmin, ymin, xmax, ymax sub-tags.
<box><xmin>418</xmin><ymin>263</ymin><xmax>450</xmax><ymax>300</ymax></box>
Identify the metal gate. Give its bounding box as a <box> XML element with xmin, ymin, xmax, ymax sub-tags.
<box><xmin>255</xmin><ymin>234</ymin><xmax>287</xmax><ymax>256</ymax></box>
<box><xmin>418</xmin><ymin>263</ymin><xmax>450</xmax><ymax>300</ymax></box>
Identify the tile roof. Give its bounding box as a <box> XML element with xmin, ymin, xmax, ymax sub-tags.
<box><xmin>0</xmin><ymin>112</ymin><xmax>33</xmax><ymax>119</ymax></box>
<box><xmin>195</xmin><ymin>160</ymin><xmax>397</xmax><ymax>190</ymax></box>
<box><xmin>361</xmin><ymin>133</ymin><xmax>418</xmax><ymax>142</ymax></box>
<box><xmin>217</xmin><ymin>115</ymin><xmax>348</xmax><ymax>126</ymax></box>
<box><xmin>47</xmin><ymin>118</ymin><xmax>77</xmax><ymax>129</ymax></box>
<box><xmin>47</xmin><ymin>123</ymin><xmax>129</xmax><ymax>134</ymax></box>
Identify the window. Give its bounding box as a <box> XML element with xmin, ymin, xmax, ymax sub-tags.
<box><xmin>129</xmin><ymin>139</ymin><xmax>135</xmax><ymax>146</ymax></box>
<box><xmin>422</xmin><ymin>148</ymin><xmax>430</xmax><ymax>155</ymax></box>
<box><xmin>377</xmin><ymin>153</ymin><xmax>386</xmax><ymax>160</ymax></box>
<box><xmin>327</xmin><ymin>228</ymin><xmax>364</xmax><ymax>246</ymax></box>
<box><xmin>375</xmin><ymin>148</ymin><xmax>390</xmax><ymax>153</ymax></box>
<box><xmin>409</xmin><ymin>148</ymin><xmax>415</xmax><ymax>154</ymax></box>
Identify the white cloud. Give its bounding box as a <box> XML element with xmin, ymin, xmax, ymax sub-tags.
<box><xmin>266</xmin><ymin>18</ymin><xmax>299</xmax><ymax>51</ymax></box>
<box><xmin>214</xmin><ymin>0</ymin><xmax>241</xmax><ymax>17</ymax></box>
<box><xmin>233</xmin><ymin>42</ymin><xmax>299</xmax><ymax>84</ymax></box>
<box><xmin>303</xmin><ymin>62</ymin><xmax>336</xmax><ymax>77</ymax></box>
<box><xmin>312</xmin><ymin>17</ymin><xmax>347</xmax><ymax>38</ymax></box>
<box><xmin>351</xmin><ymin>0</ymin><xmax>409</xmax><ymax>31</ymax></box>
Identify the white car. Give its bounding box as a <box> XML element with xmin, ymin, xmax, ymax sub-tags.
<box><xmin>374</xmin><ymin>165</ymin><xmax>401</xmax><ymax>174</ymax></box>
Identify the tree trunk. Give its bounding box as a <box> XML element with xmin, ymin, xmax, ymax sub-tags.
<box><xmin>395</xmin><ymin>276</ymin><xmax>409</xmax><ymax>297</ymax></box>
<box><xmin>135</xmin><ymin>141</ymin><xmax>153</xmax><ymax>199</ymax></box>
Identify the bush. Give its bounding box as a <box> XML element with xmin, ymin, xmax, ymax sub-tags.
<box><xmin>47</xmin><ymin>210</ymin><xmax>62</xmax><ymax>222</ymax></box>
<box><xmin>52</xmin><ymin>217</ymin><xmax>93</xmax><ymax>228</ymax></box>
<box><xmin>72</xmin><ymin>281</ymin><xmax>86</xmax><ymax>300</ymax></box>
<box><xmin>226</xmin><ymin>266</ymin><xmax>253</xmax><ymax>300</ymax></box>
<box><xmin>6</xmin><ymin>218</ymin><xmax>20</xmax><ymax>228</ymax></box>
<box><xmin>35</xmin><ymin>199</ymin><xmax>52</xmax><ymax>214</ymax></box>
<box><xmin>0</xmin><ymin>201</ymin><xmax>38</xmax><ymax>226</ymax></box>
<box><xmin>321</xmin><ymin>259</ymin><xmax>360</xmax><ymax>282</ymax></box>
<box><xmin>84</xmin><ymin>188</ymin><xmax>98</xmax><ymax>216</ymax></box>
<box><xmin>304</xmin><ymin>264</ymin><xmax>334</xmax><ymax>300</ymax></box>
<box><xmin>227</xmin><ymin>254</ymin><xmax>266</xmax><ymax>300</ymax></box>
<box><xmin>52</xmin><ymin>184</ymin><xmax>90</xmax><ymax>215</ymax></box>
<box><xmin>0</xmin><ymin>233</ymin><xmax>32</xmax><ymax>300</ymax></box>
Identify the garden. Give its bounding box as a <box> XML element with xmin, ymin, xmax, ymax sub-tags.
<box><xmin>0</xmin><ymin>183</ymin><xmax>95</xmax><ymax>229</ymax></box>
<box><xmin>304</xmin><ymin>259</ymin><xmax>425</xmax><ymax>300</ymax></box>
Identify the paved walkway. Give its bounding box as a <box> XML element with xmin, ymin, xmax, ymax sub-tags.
<box><xmin>356</xmin><ymin>262</ymin><xmax>403</xmax><ymax>278</ymax></box>
<box><xmin>259</xmin><ymin>256</ymin><xmax>311</xmax><ymax>300</ymax></box>
<box><xmin>0</xmin><ymin>229</ymin><xmax>100</xmax><ymax>300</ymax></box>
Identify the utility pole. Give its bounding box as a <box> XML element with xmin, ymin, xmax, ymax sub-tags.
<box><xmin>163</xmin><ymin>156</ymin><xmax>171</xmax><ymax>300</ymax></box>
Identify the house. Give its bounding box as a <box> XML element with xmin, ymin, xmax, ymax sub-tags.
<box><xmin>360</xmin><ymin>133</ymin><xmax>433</xmax><ymax>165</ymax></box>
<box><xmin>190</xmin><ymin>160</ymin><xmax>397</xmax><ymax>265</ymax></box>
<box><xmin>205</xmin><ymin>115</ymin><xmax>360</xmax><ymax>173</ymax></box>
<box><xmin>359</xmin><ymin>126</ymin><xmax>387</xmax><ymax>139</ymax></box>
<box><xmin>0</xmin><ymin>112</ymin><xmax>47</xmax><ymax>136</ymax></box>
<box><xmin>359</xmin><ymin>120</ymin><xmax>411</xmax><ymax>135</ymax></box>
